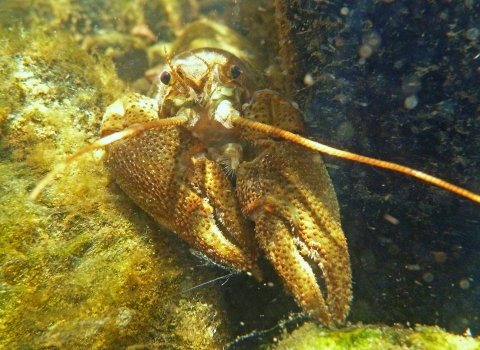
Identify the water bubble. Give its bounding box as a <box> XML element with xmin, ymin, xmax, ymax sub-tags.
<box><xmin>459</xmin><ymin>279</ymin><xmax>470</xmax><ymax>289</ymax></box>
<box><xmin>423</xmin><ymin>272</ymin><xmax>434</xmax><ymax>283</ymax></box>
<box><xmin>360</xmin><ymin>249</ymin><xmax>376</xmax><ymax>267</ymax></box>
<box><xmin>362</xmin><ymin>31</ymin><xmax>382</xmax><ymax>49</ymax></box>
<box><xmin>358</xmin><ymin>44</ymin><xmax>373</xmax><ymax>58</ymax></box>
<box><xmin>340</xmin><ymin>7</ymin><xmax>349</xmax><ymax>16</ymax></box>
<box><xmin>404</xmin><ymin>95</ymin><xmax>419</xmax><ymax>109</ymax></box>
<box><xmin>303</xmin><ymin>73</ymin><xmax>315</xmax><ymax>86</ymax></box>
<box><xmin>358</xmin><ymin>30</ymin><xmax>381</xmax><ymax>59</ymax></box>
<box><xmin>437</xmin><ymin>99</ymin><xmax>456</xmax><ymax>115</ymax></box>
<box><xmin>466</xmin><ymin>27</ymin><xmax>480</xmax><ymax>41</ymax></box>
<box><xmin>335</xmin><ymin>94</ymin><xmax>350</xmax><ymax>105</ymax></box>
<box><xmin>336</xmin><ymin>121</ymin><xmax>354</xmax><ymax>141</ymax></box>
<box><xmin>232</xmin><ymin>5</ymin><xmax>240</xmax><ymax>16</ymax></box>
<box><xmin>394</xmin><ymin>60</ymin><xmax>404</xmax><ymax>69</ymax></box>
<box><xmin>431</xmin><ymin>251</ymin><xmax>447</xmax><ymax>263</ymax></box>
<box><xmin>388</xmin><ymin>245</ymin><xmax>400</xmax><ymax>255</ymax></box>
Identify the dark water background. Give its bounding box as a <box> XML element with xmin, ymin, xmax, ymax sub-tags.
<box><xmin>225</xmin><ymin>0</ymin><xmax>480</xmax><ymax>342</ymax></box>
<box><xmin>288</xmin><ymin>0</ymin><xmax>480</xmax><ymax>336</ymax></box>
<box><xmin>188</xmin><ymin>1</ymin><xmax>480</xmax><ymax>344</ymax></box>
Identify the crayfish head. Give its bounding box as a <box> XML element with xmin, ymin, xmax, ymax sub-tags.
<box><xmin>155</xmin><ymin>48</ymin><xmax>257</xmax><ymax>121</ymax></box>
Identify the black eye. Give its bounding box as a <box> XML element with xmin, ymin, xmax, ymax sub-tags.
<box><xmin>230</xmin><ymin>65</ymin><xmax>242</xmax><ymax>80</ymax></box>
<box><xmin>159</xmin><ymin>71</ymin><xmax>171</xmax><ymax>85</ymax></box>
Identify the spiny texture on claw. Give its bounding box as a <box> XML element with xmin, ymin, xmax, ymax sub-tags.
<box><xmin>192</xmin><ymin>156</ymin><xmax>260</xmax><ymax>263</ymax></box>
<box><xmin>101</xmin><ymin>93</ymin><xmax>159</xmax><ymax>137</ymax></box>
<box><xmin>101</xmin><ymin>95</ymin><xmax>260</xmax><ymax>276</ymax></box>
<box><xmin>237</xmin><ymin>141</ymin><xmax>352</xmax><ymax>324</ymax></box>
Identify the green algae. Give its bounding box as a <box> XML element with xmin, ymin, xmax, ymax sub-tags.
<box><xmin>274</xmin><ymin>323</ymin><xmax>480</xmax><ymax>350</ymax></box>
<box><xmin>0</xmin><ymin>0</ymin><xmax>185</xmax><ymax>82</ymax></box>
<box><xmin>0</xmin><ymin>28</ymin><xmax>231</xmax><ymax>349</ymax></box>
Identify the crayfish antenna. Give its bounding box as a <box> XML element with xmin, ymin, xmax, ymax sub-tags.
<box><xmin>231</xmin><ymin>115</ymin><xmax>480</xmax><ymax>204</ymax></box>
<box><xmin>160</xmin><ymin>273</ymin><xmax>233</xmax><ymax>301</ymax></box>
<box><xmin>30</xmin><ymin>116</ymin><xmax>189</xmax><ymax>200</ymax></box>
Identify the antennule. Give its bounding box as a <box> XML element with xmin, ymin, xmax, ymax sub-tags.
<box><xmin>164</xmin><ymin>47</ymin><xmax>191</xmax><ymax>95</ymax></box>
<box><xmin>231</xmin><ymin>115</ymin><xmax>480</xmax><ymax>204</ymax></box>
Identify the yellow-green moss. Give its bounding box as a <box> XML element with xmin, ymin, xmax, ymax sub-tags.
<box><xmin>274</xmin><ymin>323</ymin><xmax>480</xmax><ymax>350</ymax></box>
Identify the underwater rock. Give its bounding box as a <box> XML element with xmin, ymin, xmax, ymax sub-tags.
<box><xmin>0</xmin><ymin>29</ymin><xmax>231</xmax><ymax>349</ymax></box>
<box><xmin>274</xmin><ymin>322</ymin><xmax>480</xmax><ymax>350</ymax></box>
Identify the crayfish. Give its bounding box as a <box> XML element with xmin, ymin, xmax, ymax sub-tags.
<box><xmin>30</xmin><ymin>18</ymin><xmax>480</xmax><ymax>326</ymax></box>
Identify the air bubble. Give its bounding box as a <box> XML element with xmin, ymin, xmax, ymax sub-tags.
<box><xmin>358</xmin><ymin>31</ymin><xmax>381</xmax><ymax>59</ymax></box>
<box><xmin>358</xmin><ymin>44</ymin><xmax>373</xmax><ymax>58</ymax></box>
<box><xmin>423</xmin><ymin>272</ymin><xmax>434</xmax><ymax>283</ymax></box>
<box><xmin>404</xmin><ymin>95</ymin><xmax>419</xmax><ymax>109</ymax></box>
<box><xmin>466</xmin><ymin>27</ymin><xmax>480</xmax><ymax>41</ymax></box>
<box><xmin>336</xmin><ymin>121</ymin><xmax>354</xmax><ymax>141</ymax></box>
<box><xmin>362</xmin><ymin>31</ymin><xmax>381</xmax><ymax>49</ymax></box>
<box><xmin>459</xmin><ymin>279</ymin><xmax>470</xmax><ymax>289</ymax></box>
<box><xmin>304</xmin><ymin>73</ymin><xmax>315</xmax><ymax>86</ymax></box>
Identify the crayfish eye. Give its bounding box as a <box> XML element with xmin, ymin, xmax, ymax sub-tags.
<box><xmin>159</xmin><ymin>71</ymin><xmax>171</xmax><ymax>85</ymax></box>
<box><xmin>230</xmin><ymin>65</ymin><xmax>242</xmax><ymax>80</ymax></box>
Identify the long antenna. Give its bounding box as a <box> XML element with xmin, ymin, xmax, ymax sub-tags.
<box><xmin>30</xmin><ymin>101</ymin><xmax>480</xmax><ymax>205</ymax></box>
<box><xmin>29</xmin><ymin>115</ymin><xmax>189</xmax><ymax>200</ymax></box>
<box><xmin>231</xmin><ymin>115</ymin><xmax>480</xmax><ymax>204</ymax></box>
<box><xmin>160</xmin><ymin>273</ymin><xmax>233</xmax><ymax>301</ymax></box>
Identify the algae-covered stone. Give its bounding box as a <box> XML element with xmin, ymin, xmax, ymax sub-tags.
<box><xmin>274</xmin><ymin>323</ymin><xmax>480</xmax><ymax>350</ymax></box>
<box><xmin>0</xmin><ymin>29</ymin><xmax>231</xmax><ymax>349</ymax></box>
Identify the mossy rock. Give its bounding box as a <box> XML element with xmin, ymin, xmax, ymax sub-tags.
<box><xmin>274</xmin><ymin>323</ymin><xmax>480</xmax><ymax>350</ymax></box>
<box><xmin>0</xmin><ymin>28</ymin><xmax>231</xmax><ymax>349</ymax></box>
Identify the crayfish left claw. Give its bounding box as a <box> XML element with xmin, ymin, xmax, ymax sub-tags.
<box><xmin>237</xmin><ymin>141</ymin><xmax>352</xmax><ymax>324</ymax></box>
